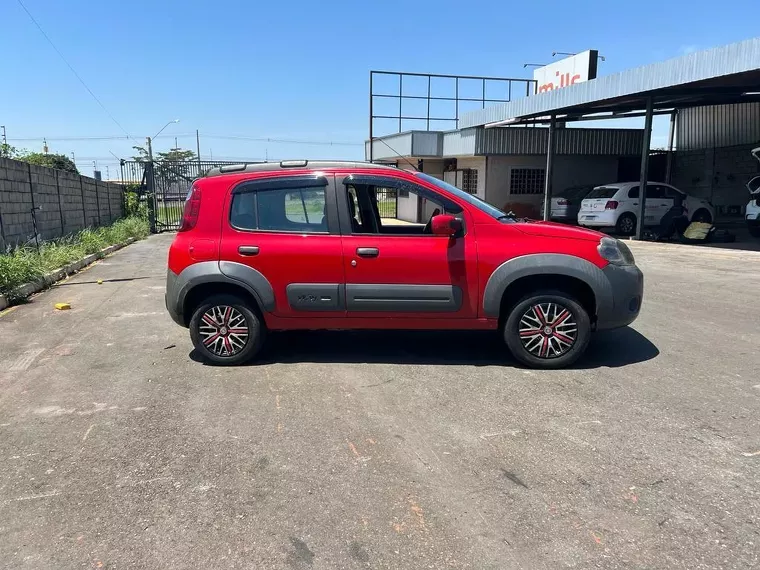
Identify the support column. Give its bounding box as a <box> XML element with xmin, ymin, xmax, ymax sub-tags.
<box><xmin>665</xmin><ymin>110</ymin><xmax>677</xmax><ymax>184</ymax></box>
<box><xmin>635</xmin><ymin>97</ymin><xmax>654</xmax><ymax>240</ymax></box>
<box><xmin>542</xmin><ymin>114</ymin><xmax>556</xmax><ymax>222</ymax></box>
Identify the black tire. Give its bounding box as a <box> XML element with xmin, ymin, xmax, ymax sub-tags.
<box><xmin>503</xmin><ymin>290</ymin><xmax>591</xmax><ymax>369</ymax></box>
<box><xmin>615</xmin><ymin>213</ymin><xmax>637</xmax><ymax>236</ymax></box>
<box><xmin>189</xmin><ymin>294</ymin><xmax>265</xmax><ymax>366</ymax></box>
<box><xmin>691</xmin><ymin>209</ymin><xmax>712</xmax><ymax>223</ymax></box>
<box><xmin>749</xmin><ymin>224</ymin><xmax>760</xmax><ymax>238</ymax></box>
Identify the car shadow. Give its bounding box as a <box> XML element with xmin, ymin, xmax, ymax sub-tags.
<box><xmin>189</xmin><ymin>326</ymin><xmax>658</xmax><ymax>369</ymax></box>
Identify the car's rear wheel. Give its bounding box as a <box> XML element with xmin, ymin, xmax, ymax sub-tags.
<box><xmin>691</xmin><ymin>208</ymin><xmax>712</xmax><ymax>223</ymax></box>
<box><xmin>504</xmin><ymin>290</ymin><xmax>591</xmax><ymax>369</ymax></box>
<box><xmin>189</xmin><ymin>294</ymin><xmax>265</xmax><ymax>365</ymax></box>
<box><xmin>615</xmin><ymin>213</ymin><xmax>637</xmax><ymax>236</ymax></box>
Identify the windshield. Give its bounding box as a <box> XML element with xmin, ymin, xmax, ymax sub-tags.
<box><xmin>415</xmin><ymin>172</ymin><xmax>513</xmax><ymax>221</ymax></box>
<box><xmin>585</xmin><ymin>186</ymin><xmax>620</xmax><ymax>199</ymax></box>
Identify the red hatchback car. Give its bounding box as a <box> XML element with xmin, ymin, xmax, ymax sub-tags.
<box><xmin>166</xmin><ymin>161</ymin><xmax>643</xmax><ymax>369</ymax></box>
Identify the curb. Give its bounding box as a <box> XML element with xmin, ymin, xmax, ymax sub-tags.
<box><xmin>0</xmin><ymin>238</ymin><xmax>137</xmax><ymax>310</ymax></box>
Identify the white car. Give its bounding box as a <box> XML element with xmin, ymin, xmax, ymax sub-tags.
<box><xmin>578</xmin><ymin>182</ymin><xmax>714</xmax><ymax>235</ymax></box>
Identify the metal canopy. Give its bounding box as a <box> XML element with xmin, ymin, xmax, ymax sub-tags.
<box><xmin>460</xmin><ymin>37</ymin><xmax>760</xmax><ymax>127</ymax></box>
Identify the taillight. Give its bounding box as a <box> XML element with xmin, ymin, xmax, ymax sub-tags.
<box><xmin>604</xmin><ymin>200</ymin><xmax>619</xmax><ymax>210</ymax></box>
<box><xmin>179</xmin><ymin>186</ymin><xmax>201</xmax><ymax>232</ymax></box>
<box><xmin>557</xmin><ymin>199</ymin><xmax>569</xmax><ymax>205</ymax></box>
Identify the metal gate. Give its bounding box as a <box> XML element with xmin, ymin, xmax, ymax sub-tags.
<box><xmin>120</xmin><ymin>159</ymin><xmax>248</xmax><ymax>232</ymax></box>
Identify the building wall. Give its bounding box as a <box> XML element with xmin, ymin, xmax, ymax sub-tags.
<box><xmin>671</xmin><ymin>143</ymin><xmax>760</xmax><ymax>213</ymax></box>
<box><xmin>0</xmin><ymin>157</ymin><xmax>124</xmax><ymax>250</ymax></box>
<box><xmin>485</xmin><ymin>155</ymin><xmax>619</xmax><ymax>214</ymax></box>
<box><xmin>452</xmin><ymin>157</ymin><xmax>486</xmax><ymax>199</ymax></box>
<box><xmin>677</xmin><ymin>103</ymin><xmax>760</xmax><ymax>151</ymax></box>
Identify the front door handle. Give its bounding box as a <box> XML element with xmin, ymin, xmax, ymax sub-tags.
<box><xmin>356</xmin><ymin>247</ymin><xmax>379</xmax><ymax>258</ymax></box>
<box><xmin>238</xmin><ymin>245</ymin><xmax>259</xmax><ymax>256</ymax></box>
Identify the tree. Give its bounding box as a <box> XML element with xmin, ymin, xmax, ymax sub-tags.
<box><xmin>16</xmin><ymin>152</ymin><xmax>79</xmax><ymax>174</ymax></box>
<box><xmin>0</xmin><ymin>143</ymin><xmax>19</xmax><ymax>159</ymax></box>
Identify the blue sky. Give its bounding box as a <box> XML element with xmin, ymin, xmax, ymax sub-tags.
<box><xmin>1</xmin><ymin>0</ymin><xmax>757</xmax><ymax>178</ymax></box>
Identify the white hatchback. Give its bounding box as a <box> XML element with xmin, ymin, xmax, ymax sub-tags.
<box><xmin>578</xmin><ymin>182</ymin><xmax>714</xmax><ymax>235</ymax></box>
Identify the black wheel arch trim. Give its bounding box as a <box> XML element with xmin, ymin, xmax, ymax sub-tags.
<box><xmin>168</xmin><ymin>261</ymin><xmax>276</xmax><ymax>324</ymax></box>
<box><xmin>482</xmin><ymin>254</ymin><xmax>613</xmax><ymax>319</ymax></box>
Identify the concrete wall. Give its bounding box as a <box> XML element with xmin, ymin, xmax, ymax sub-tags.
<box><xmin>485</xmin><ymin>155</ymin><xmax>619</xmax><ymax>213</ymax></box>
<box><xmin>671</xmin><ymin>143</ymin><xmax>760</xmax><ymax>213</ymax></box>
<box><xmin>0</xmin><ymin>157</ymin><xmax>124</xmax><ymax>250</ymax></box>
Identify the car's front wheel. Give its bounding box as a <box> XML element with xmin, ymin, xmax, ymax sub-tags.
<box><xmin>189</xmin><ymin>294</ymin><xmax>265</xmax><ymax>365</ymax></box>
<box><xmin>504</xmin><ymin>291</ymin><xmax>591</xmax><ymax>369</ymax></box>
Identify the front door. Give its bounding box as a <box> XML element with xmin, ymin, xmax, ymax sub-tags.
<box><xmin>337</xmin><ymin>173</ymin><xmax>478</xmax><ymax>319</ymax></box>
<box><xmin>219</xmin><ymin>174</ymin><xmax>346</xmax><ymax>318</ymax></box>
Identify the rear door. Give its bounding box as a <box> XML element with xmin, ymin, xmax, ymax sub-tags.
<box><xmin>219</xmin><ymin>174</ymin><xmax>346</xmax><ymax>318</ymax></box>
<box><xmin>336</xmin><ymin>173</ymin><xmax>478</xmax><ymax>320</ymax></box>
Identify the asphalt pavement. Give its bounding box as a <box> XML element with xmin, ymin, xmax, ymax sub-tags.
<box><xmin>1</xmin><ymin>233</ymin><xmax>759</xmax><ymax>569</ymax></box>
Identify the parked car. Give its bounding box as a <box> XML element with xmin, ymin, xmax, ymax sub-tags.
<box><xmin>540</xmin><ymin>185</ymin><xmax>595</xmax><ymax>223</ymax></box>
<box><xmin>165</xmin><ymin>161</ymin><xmax>643</xmax><ymax>369</ymax></box>
<box><xmin>578</xmin><ymin>182</ymin><xmax>714</xmax><ymax>235</ymax></box>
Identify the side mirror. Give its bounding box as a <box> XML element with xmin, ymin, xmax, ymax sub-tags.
<box><xmin>431</xmin><ymin>214</ymin><xmax>462</xmax><ymax>237</ymax></box>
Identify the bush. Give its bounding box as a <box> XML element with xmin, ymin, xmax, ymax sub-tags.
<box><xmin>0</xmin><ymin>217</ymin><xmax>149</xmax><ymax>296</ymax></box>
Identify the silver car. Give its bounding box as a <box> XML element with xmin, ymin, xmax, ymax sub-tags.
<box><xmin>541</xmin><ymin>185</ymin><xmax>594</xmax><ymax>223</ymax></box>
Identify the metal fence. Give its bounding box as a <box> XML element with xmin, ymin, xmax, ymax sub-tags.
<box><xmin>376</xmin><ymin>187</ymin><xmax>397</xmax><ymax>218</ymax></box>
<box><xmin>120</xmin><ymin>159</ymin><xmax>247</xmax><ymax>232</ymax></box>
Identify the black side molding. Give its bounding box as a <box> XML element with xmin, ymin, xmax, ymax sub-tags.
<box><xmin>345</xmin><ymin>284</ymin><xmax>462</xmax><ymax>312</ymax></box>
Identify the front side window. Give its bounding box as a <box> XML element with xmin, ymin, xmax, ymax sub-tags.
<box><xmin>415</xmin><ymin>173</ymin><xmax>509</xmax><ymax>221</ymax></box>
<box><xmin>230</xmin><ymin>185</ymin><xmax>327</xmax><ymax>233</ymax></box>
<box><xmin>343</xmin><ymin>179</ymin><xmax>462</xmax><ymax>236</ymax></box>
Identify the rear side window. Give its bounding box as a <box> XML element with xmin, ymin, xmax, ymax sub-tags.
<box><xmin>230</xmin><ymin>185</ymin><xmax>327</xmax><ymax>233</ymax></box>
<box><xmin>586</xmin><ymin>187</ymin><xmax>620</xmax><ymax>199</ymax></box>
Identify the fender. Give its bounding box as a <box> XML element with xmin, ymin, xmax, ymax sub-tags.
<box><xmin>482</xmin><ymin>254</ymin><xmax>613</xmax><ymax>318</ymax></box>
<box><xmin>168</xmin><ymin>261</ymin><xmax>276</xmax><ymax>324</ymax></box>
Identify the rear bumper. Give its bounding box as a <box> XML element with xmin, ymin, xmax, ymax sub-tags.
<box><xmin>578</xmin><ymin>211</ymin><xmax>617</xmax><ymax>227</ymax></box>
<box><xmin>596</xmin><ymin>264</ymin><xmax>644</xmax><ymax>330</ymax></box>
<box><xmin>165</xmin><ymin>269</ymin><xmax>185</xmax><ymax>326</ymax></box>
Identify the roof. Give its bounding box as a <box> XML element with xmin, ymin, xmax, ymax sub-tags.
<box><xmin>460</xmin><ymin>37</ymin><xmax>760</xmax><ymax>127</ymax></box>
<box><xmin>205</xmin><ymin>160</ymin><xmax>397</xmax><ymax>178</ymax></box>
<box><xmin>366</xmin><ymin>127</ymin><xmax>644</xmax><ymax>159</ymax></box>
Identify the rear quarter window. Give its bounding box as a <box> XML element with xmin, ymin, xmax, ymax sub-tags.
<box><xmin>585</xmin><ymin>187</ymin><xmax>620</xmax><ymax>199</ymax></box>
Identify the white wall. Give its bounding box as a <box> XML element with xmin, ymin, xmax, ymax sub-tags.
<box><xmin>485</xmin><ymin>155</ymin><xmax>620</xmax><ymax>212</ymax></box>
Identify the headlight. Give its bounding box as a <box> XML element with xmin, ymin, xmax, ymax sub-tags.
<box><xmin>597</xmin><ymin>237</ymin><xmax>635</xmax><ymax>265</ymax></box>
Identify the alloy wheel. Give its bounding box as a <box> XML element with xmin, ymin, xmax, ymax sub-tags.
<box><xmin>619</xmin><ymin>216</ymin><xmax>635</xmax><ymax>234</ymax></box>
<box><xmin>199</xmin><ymin>305</ymin><xmax>249</xmax><ymax>357</ymax></box>
<box><xmin>518</xmin><ymin>303</ymin><xmax>578</xmax><ymax>359</ymax></box>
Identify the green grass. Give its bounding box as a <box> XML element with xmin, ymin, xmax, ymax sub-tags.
<box><xmin>0</xmin><ymin>217</ymin><xmax>149</xmax><ymax>297</ymax></box>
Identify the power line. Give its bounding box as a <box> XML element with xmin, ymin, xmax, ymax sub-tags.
<box><xmin>15</xmin><ymin>0</ymin><xmax>137</xmax><ymax>144</ymax></box>
<box><xmin>8</xmin><ymin>132</ymin><xmax>364</xmax><ymax>146</ymax></box>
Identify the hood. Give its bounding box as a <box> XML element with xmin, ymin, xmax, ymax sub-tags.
<box><xmin>513</xmin><ymin>220</ymin><xmax>605</xmax><ymax>242</ymax></box>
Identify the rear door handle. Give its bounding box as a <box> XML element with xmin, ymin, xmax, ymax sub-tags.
<box><xmin>238</xmin><ymin>245</ymin><xmax>259</xmax><ymax>256</ymax></box>
<box><xmin>356</xmin><ymin>247</ymin><xmax>379</xmax><ymax>258</ymax></box>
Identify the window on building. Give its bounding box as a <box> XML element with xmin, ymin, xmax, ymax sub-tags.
<box><xmin>456</xmin><ymin>169</ymin><xmax>478</xmax><ymax>195</ymax></box>
<box><xmin>510</xmin><ymin>168</ymin><xmax>546</xmax><ymax>195</ymax></box>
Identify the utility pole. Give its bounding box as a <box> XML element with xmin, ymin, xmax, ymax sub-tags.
<box><xmin>146</xmin><ymin>136</ymin><xmax>156</xmax><ymax>233</ymax></box>
<box><xmin>71</xmin><ymin>151</ymin><xmax>75</xmax><ymax>163</ymax></box>
<box><xmin>174</xmin><ymin>136</ymin><xmax>178</xmax><ymax>150</ymax></box>
<box><xmin>1</xmin><ymin>125</ymin><xmax>6</xmax><ymax>145</ymax></box>
<box><xmin>196</xmin><ymin>129</ymin><xmax>201</xmax><ymax>166</ymax></box>
<box><xmin>105</xmin><ymin>165</ymin><xmax>110</xmax><ymax>180</ymax></box>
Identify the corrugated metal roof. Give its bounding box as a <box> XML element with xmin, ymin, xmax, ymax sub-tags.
<box><xmin>477</xmin><ymin>128</ymin><xmax>644</xmax><ymax>156</ymax></box>
<box><xmin>442</xmin><ymin>129</ymin><xmax>477</xmax><ymax>156</ymax></box>
<box><xmin>677</xmin><ymin>103</ymin><xmax>760</xmax><ymax>150</ymax></box>
<box><xmin>460</xmin><ymin>37</ymin><xmax>760</xmax><ymax>128</ymax></box>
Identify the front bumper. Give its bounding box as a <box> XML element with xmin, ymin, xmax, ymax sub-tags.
<box><xmin>596</xmin><ymin>264</ymin><xmax>644</xmax><ymax>330</ymax></box>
